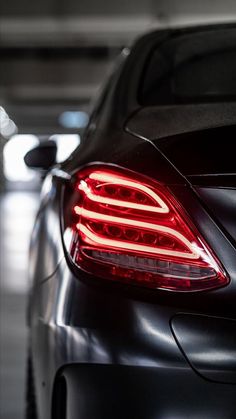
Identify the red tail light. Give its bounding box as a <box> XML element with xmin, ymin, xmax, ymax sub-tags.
<box><xmin>63</xmin><ymin>165</ymin><xmax>228</xmax><ymax>292</ymax></box>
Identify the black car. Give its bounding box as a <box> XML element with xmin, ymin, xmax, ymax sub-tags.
<box><xmin>25</xmin><ymin>23</ymin><xmax>236</xmax><ymax>419</ymax></box>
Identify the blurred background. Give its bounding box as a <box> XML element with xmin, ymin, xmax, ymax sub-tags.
<box><xmin>1</xmin><ymin>1</ymin><xmax>236</xmax><ymax>418</ymax></box>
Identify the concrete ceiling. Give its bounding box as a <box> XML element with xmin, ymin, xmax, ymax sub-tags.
<box><xmin>0</xmin><ymin>45</ymin><xmax>118</xmax><ymax>134</ymax></box>
<box><xmin>1</xmin><ymin>0</ymin><xmax>236</xmax><ymax>135</ymax></box>
<box><xmin>0</xmin><ymin>2</ymin><xmax>153</xmax><ymax>135</ymax></box>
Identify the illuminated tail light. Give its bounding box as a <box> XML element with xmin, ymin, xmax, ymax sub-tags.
<box><xmin>63</xmin><ymin>165</ymin><xmax>228</xmax><ymax>292</ymax></box>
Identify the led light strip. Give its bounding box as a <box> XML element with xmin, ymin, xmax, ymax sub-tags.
<box><xmin>78</xmin><ymin>172</ymin><xmax>169</xmax><ymax>214</ymax></box>
<box><xmin>78</xmin><ymin>224</ymin><xmax>199</xmax><ymax>260</ymax></box>
<box><xmin>74</xmin><ymin>206</ymin><xmax>200</xmax><ymax>260</ymax></box>
<box><xmin>82</xmin><ymin>249</ymin><xmax>214</xmax><ymax>280</ymax></box>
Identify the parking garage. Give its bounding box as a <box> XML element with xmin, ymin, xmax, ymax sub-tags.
<box><xmin>1</xmin><ymin>1</ymin><xmax>236</xmax><ymax>419</ymax></box>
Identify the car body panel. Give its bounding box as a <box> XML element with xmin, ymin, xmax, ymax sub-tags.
<box><xmin>61</xmin><ymin>364</ymin><xmax>236</xmax><ymax>419</ymax></box>
<box><xmin>28</xmin><ymin>23</ymin><xmax>236</xmax><ymax>418</ymax></box>
<box><xmin>31</xmin><ymin>259</ymin><xmax>236</xmax><ymax>419</ymax></box>
<box><xmin>171</xmin><ymin>313</ymin><xmax>236</xmax><ymax>384</ymax></box>
<box><xmin>126</xmin><ymin>104</ymin><xmax>236</xmax><ymax>143</ymax></box>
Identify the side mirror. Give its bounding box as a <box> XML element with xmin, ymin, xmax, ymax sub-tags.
<box><xmin>24</xmin><ymin>140</ymin><xmax>57</xmax><ymax>171</ymax></box>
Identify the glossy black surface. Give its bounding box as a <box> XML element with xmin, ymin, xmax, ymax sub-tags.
<box><xmin>28</xmin><ymin>24</ymin><xmax>236</xmax><ymax>419</ymax></box>
<box><xmin>172</xmin><ymin>314</ymin><xmax>236</xmax><ymax>384</ymax></box>
<box><xmin>60</xmin><ymin>364</ymin><xmax>236</xmax><ymax>419</ymax></box>
<box><xmin>139</xmin><ymin>26</ymin><xmax>236</xmax><ymax>105</ymax></box>
<box><xmin>126</xmin><ymin>104</ymin><xmax>236</xmax><ymax>144</ymax></box>
<box><xmin>196</xmin><ymin>187</ymin><xmax>236</xmax><ymax>245</ymax></box>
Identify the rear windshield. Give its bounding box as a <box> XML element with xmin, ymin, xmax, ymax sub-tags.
<box><xmin>140</xmin><ymin>27</ymin><xmax>236</xmax><ymax>105</ymax></box>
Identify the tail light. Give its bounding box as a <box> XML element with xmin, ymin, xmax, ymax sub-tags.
<box><xmin>63</xmin><ymin>164</ymin><xmax>228</xmax><ymax>292</ymax></box>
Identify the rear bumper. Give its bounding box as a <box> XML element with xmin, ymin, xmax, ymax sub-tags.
<box><xmin>57</xmin><ymin>363</ymin><xmax>236</xmax><ymax>419</ymax></box>
<box><xmin>31</xmin><ymin>260</ymin><xmax>236</xmax><ymax>419</ymax></box>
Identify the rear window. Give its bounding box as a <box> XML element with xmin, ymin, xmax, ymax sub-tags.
<box><xmin>140</xmin><ymin>27</ymin><xmax>236</xmax><ymax>105</ymax></box>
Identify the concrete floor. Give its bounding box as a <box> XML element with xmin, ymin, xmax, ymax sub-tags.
<box><xmin>0</xmin><ymin>192</ymin><xmax>39</xmax><ymax>419</ymax></box>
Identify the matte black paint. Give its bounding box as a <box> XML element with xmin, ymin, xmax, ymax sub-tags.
<box><xmin>28</xmin><ymin>24</ymin><xmax>236</xmax><ymax>419</ymax></box>
<box><xmin>60</xmin><ymin>364</ymin><xmax>236</xmax><ymax>419</ymax></box>
<box><xmin>172</xmin><ymin>314</ymin><xmax>236</xmax><ymax>384</ymax></box>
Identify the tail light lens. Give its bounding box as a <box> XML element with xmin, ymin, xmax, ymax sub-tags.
<box><xmin>63</xmin><ymin>164</ymin><xmax>228</xmax><ymax>292</ymax></box>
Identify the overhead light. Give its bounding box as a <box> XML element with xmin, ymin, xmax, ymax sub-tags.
<box><xmin>58</xmin><ymin>111</ymin><xmax>89</xmax><ymax>129</ymax></box>
<box><xmin>50</xmin><ymin>134</ymin><xmax>80</xmax><ymax>162</ymax></box>
<box><xmin>3</xmin><ymin>135</ymin><xmax>39</xmax><ymax>181</ymax></box>
<box><xmin>0</xmin><ymin>106</ymin><xmax>18</xmax><ymax>138</ymax></box>
<box><xmin>1</xmin><ymin>119</ymin><xmax>18</xmax><ymax>138</ymax></box>
<box><xmin>0</xmin><ymin>107</ymin><xmax>9</xmax><ymax>128</ymax></box>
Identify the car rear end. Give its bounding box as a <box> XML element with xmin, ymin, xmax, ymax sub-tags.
<box><xmin>30</xmin><ymin>24</ymin><xmax>236</xmax><ymax>419</ymax></box>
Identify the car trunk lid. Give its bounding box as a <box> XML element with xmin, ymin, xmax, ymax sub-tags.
<box><xmin>126</xmin><ymin>107</ymin><xmax>236</xmax><ymax>244</ymax></box>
